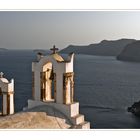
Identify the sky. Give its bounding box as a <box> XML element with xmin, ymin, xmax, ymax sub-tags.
<box><xmin>0</xmin><ymin>11</ymin><xmax>140</xmax><ymax>50</ymax></box>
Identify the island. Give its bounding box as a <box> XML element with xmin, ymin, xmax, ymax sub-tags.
<box><xmin>0</xmin><ymin>48</ymin><xmax>8</xmax><ymax>51</ymax></box>
<box><xmin>60</xmin><ymin>39</ymin><xmax>136</xmax><ymax>56</ymax></box>
<box><xmin>117</xmin><ymin>40</ymin><xmax>140</xmax><ymax>62</ymax></box>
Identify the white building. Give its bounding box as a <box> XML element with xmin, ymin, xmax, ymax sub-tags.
<box><xmin>0</xmin><ymin>72</ymin><xmax>14</xmax><ymax>115</ymax></box>
<box><xmin>27</xmin><ymin>46</ymin><xmax>90</xmax><ymax>129</ymax></box>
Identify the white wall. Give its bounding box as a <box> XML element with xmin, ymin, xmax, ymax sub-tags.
<box><xmin>34</xmin><ymin>70</ymin><xmax>41</xmax><ymax>100</ymax></box>
<box><xmin>32</xmin><ymin>53</ymin><xmax>74</xmax><ymax>104</ymax></box>
<box><xmin>8</xmin><ymin>79</ymin><xmax>14</xmax><ymax>92</ymax></box>
<box><xmin>0</xmin><ymin>76</ymin><xmax>14</xmax><ymax>115</ymax></box>
<box><xmin>0</xmin><ymin>81</ymin><xmax>8</xmax><ymax>92</ymax></box>
<box><xmin>9</xmin><ymin>94</ymin><xmax>14</xmax><ymax>114</ymax></box>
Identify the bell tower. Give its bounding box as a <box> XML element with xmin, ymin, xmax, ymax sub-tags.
<box><xmin>0</xmin><ymin>72</ymin><xmax>14</xmax><ymax>115</ymax></box>
<box><xmin>27</xmin><ymin>46</ymin><xmax>90</xmax><ymax>129</ymax></box>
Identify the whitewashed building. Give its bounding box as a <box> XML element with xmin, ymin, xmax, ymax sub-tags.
<box><xmin>0</xmin><ymin>72</ymin><xmax>14</xmax><ymax>115</ymax></box>
<box><xmin>27</xmin><ymin>46</ymin><xmax>90</xmax><ymax>129</ymax></box>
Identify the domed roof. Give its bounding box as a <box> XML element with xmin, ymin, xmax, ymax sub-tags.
<box><xmin>0</xmin><ymin>72</ymin><xmax>9</xmax><ymax>83</ymax></box>
<box><xmin>0</xmin><ymin>78</ymin><xmax>9</xmax><ymax>83</ymax></box>
<box><xmin>51</xmin><ymin>53</ymin><xmax>64</xmax><ymax>62</ymax></box>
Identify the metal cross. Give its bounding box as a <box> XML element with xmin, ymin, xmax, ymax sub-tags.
<box><xmin>0</xmin><ymin>72</ymin><xmax>4</xmax><ymax>78</ymax></box>
<box><xmin>50</xmin><ymin>45</ymin><xmax>59</xmax><ymax>54</ymax></box>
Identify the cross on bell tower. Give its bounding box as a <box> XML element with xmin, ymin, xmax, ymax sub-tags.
<box><xmin>0</xmin><ymin>72</ymin><xmax>4</xmax><ymax>78</ymax></box>
<box><xmin>50</xmin><ymin>45</ymin><xmax>59</xmax><ymax>54</ymax></box>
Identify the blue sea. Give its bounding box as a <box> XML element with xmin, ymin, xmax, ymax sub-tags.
<box><xmin>0</xmin><ymin>50</ymin><xmax>140</xmax><ymax>129</ymax></box>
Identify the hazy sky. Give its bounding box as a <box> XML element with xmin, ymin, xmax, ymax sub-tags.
<box><xmin>0</xmin><ymin>11</ymin><xmax>140</xmax><ymax>50</ymax></box>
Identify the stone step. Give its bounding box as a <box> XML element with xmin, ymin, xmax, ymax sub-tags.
<box><xmin>75</xmin><ymin>121</ymin><xmax>90</xmax><ymax>129</ymax></box>
<box><xmin>71</xmin><ymin>114</ymin><xmax>85</xmax><ymax>125</ymax></box>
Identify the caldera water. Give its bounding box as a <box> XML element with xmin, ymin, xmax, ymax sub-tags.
<box><xmin>0</xmin><ymin>50</ymin><xmax>140</xmax><ymax>128</ymax></box>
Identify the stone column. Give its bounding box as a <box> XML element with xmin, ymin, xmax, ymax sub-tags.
<box><xmin>45</xmin><ymin>69</ymin><xmax>52</xmax><ymax>101</ymax></box>
<box><xmin>70</xmin><ymin>76</ymin><xmax>74</xmax><ymax>103</ymax></box>
<box><xmin>9</xmin><ymin>92</ymin><xmax>14</xmax><ymax>114</ymax></box>
<box><xmin>2</xmin><ymin>93</ymin><xmax>7</xmax><ymax>115</ymax></box>
<box><xmin>53</xmin><ymin>73</ymin><xmax>56</xmax><ymax>102</ymax></box>
<box><xmin>40</xmin><ymin>72</ymin><xmax>45</xmax><ymax>101</ymax></box>
<box><xmin>63</xmin><ymin>72</ymin><xmax>74</xmax><ymax>104</ymax></box>
<box><xmin>2</xmin><ymin>92</ymin><xmax>14</xmax><ymax>115</ymax></box>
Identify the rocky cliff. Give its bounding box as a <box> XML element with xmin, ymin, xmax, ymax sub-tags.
<box><xmin>0</xmin><ymin>105</ymin><xmax>72</xmax><ymax>129</ymax></box>
<box><xmin>60</xmin><ymin>39</ymin><xmax>136</xmax><ymax>56</ymax></box>
<box><xmin>117</xmin><ymin>41</ymin><xmax>140</xmax><ymax>62</ymax></box>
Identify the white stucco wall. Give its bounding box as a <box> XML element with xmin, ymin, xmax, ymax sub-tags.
<box><xmin>66</xmin><ymin>80</ymin><xmax>71</xmax><ymax>104</ymax></box>
<box><xmin>27</xmin><ymin>100</ymin><xmax>79</xmax><ymax>117</ymax></box>
<box><xmin>0</xmin><ymin>81</ymin><xmax>8</xmax><ymax>92</ymax></box>
<box><xmin>32</xmin><ymin>53</ymin><xmax>74</xmax><ymax>104</ymax></box>
<box><xmin>0</xmin><ymin>78</ymin><xmax>14</xmax><ymax>92</ymax></box>
<box><xmin>65</xmin><ymin>53</ymin><xmax>74</xmax><ymax>73</ymax></box>
<box><xmin>8</xmin><ymin>79</ymin><xmax>14</xmax><ymax>92</ymax></box>
<box><xmin>9</xmin><ymin>94</ymin><xmax>14</xmax><ymax>114</ymax></box>
<box><xmin>0</xmin><ymin>77</ymin><xmax>14</xmax><ymax>115</ymax></box>
<box><xmin>65</xmin><ymin>62</ymin><xmax>73</xmax><ymax>73</ymax></box>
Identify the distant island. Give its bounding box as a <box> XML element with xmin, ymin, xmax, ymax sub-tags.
<box><xmin>117</xmin><ymin>41</ymin><xmax>140</xmax><ymax>62</ymax></box>
<box><xmin>0</xmin><ymin>48</ymin><xmax>8</xmax><ymax>51</ymax></box>
<box><xmin>60</xmin><ymin>39</ymin><xmax>136</xmax><ymax>56</ymax></box>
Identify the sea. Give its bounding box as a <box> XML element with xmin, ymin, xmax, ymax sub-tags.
<box><xmin>0</xmin><ymin>50</ymin><xmax>140</xmax><ymax>129</ymax></box>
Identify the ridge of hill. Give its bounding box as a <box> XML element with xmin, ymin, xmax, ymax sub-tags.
<box><xmin>60</xmin><ymin>39</ymin><xmax>136</xmax><ymax>56</ymax></box>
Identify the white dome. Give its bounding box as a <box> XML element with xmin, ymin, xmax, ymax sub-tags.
<box><xmin>0</xmin><ymin>78</ymin><xmax>9</xmax><ymax>83</ymax></box>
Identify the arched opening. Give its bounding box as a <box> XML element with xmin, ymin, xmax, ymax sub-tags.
<box><xmin>40</xmin><ymin>62</ymin><xmax>56</xmax><ymax>102</ymax></box>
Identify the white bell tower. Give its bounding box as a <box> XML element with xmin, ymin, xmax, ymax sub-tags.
<box><xmin>0</xmin><ymin>72</ymin><xmax>14</xmax><ymax>115</ymax></box>
<box><xmin>26</xmin><ymin>46</ymin><xmax>90</xmax><ymax>129</ymax></box>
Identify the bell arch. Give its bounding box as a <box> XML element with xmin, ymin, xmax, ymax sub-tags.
<box><xmin>40</xmin><ymin>62</ymin><xmax>56</xmax><ymax>102</ymax></box>
<box><xmin>32</xmin><ymin>52</ymin><xmax>75</xmax><ymax>104</ymax></box>
<box><xmin>0</xmin><ymin>74</ymin><xmax>14</xmax><ymax>115</ymax></box>
<box><xmin>32</xmin><ymin>55</ymin><xmax>59</xmax><ymax>102</ymax></box>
